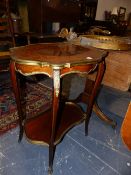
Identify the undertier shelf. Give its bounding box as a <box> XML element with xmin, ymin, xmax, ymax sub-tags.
<box><xmin>24</xmin><ymin>102</ymin><xmax>85</xmax><ymax>146</ymax></box>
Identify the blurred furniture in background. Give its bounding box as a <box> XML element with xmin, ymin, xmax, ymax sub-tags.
<box><xmin>126</xmin><ymin>12</ymin><xmax>131</xmax><ymax>36</ymax></box>
<box><xmin>0</xmin><ymin>0</ymin><xmax>16</xmax><ymax>72</ymax></box>
<box><xmin>116</xmin><ymin>7</ymin><xmax>128</xmax><ymax>35</ymax></box>
<box><xmin>27</xmin><ymin>0</ymin><xmax>81</xmax><ymax>36</ymax></box>
<box><xmin>104</xmin><ymin>6</ymin><xmax>128</xmax><ymax>36</ymax></box>
<box><xmin>27</xmin><ymin>0</ymin><xmax>98</xmax><ymax>36</ymax></box>
<box><xmin>79</xmin><ymin>35</ymin><xmax>131</xmax><ymax>91</ymax></box>
<box><xmin>118</xmin><ymin>7</ymin><xmax>126</xmax><ymax>21</ymax></box>
<box><xmin>0</xmin><ymin>0</ymin><xmax>35</xmax><ymax>72</ymax></box>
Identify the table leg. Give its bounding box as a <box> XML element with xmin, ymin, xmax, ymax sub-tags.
<box><xmin>93</xmin><ymin>102</ymin><xmax>117</xmax><ymax>128</ymax></box>
<box><xmin>72</xmin><ymin>90</ymin><xmax>116</xmax><ymax>129</ymax></box>
<box><xmin>48</xmin><ymin>69</ymin><xmax>61</xmax><ymax>174</ymax></box>
<box><xmin>83</xmin><ymin>73</ymin><xmax>117</xmax><ymax>128</ymax></box>
<box><xmin>10</xmin><ymin>61</ymin><xmax>24</xmax><ymax>142</ymax></box>
<box><xmin>83</xmin><ymin>69</ymin><xmax>116</xmax><ymax>129</ymax></box>
<box><xmin>84</xmin><ymin>61</ymin><xmax>104</xmax><ymax>135</ymax></box>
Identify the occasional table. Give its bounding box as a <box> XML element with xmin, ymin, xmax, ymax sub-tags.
<box><xmin>10</xmin><ymin>42</ymin><xmax>114</xmax><ymax>174</ymax></box>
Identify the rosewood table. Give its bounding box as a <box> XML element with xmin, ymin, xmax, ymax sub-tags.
<box><xmin>9</xmin><ymin>42</ymin><xmax>115</xmax><ymax>174</ymax></box>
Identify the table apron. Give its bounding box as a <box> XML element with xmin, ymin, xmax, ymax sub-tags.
<box><xmin>14</xmin><ymin>62</ymin><xmax>98</xmax><ymax>78</ymax></box>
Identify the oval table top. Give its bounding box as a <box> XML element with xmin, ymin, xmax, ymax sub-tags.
<box><xmin>10</xmin><ymin>42</ymin><xmax>107</xmax><ymax>68</ymax></box>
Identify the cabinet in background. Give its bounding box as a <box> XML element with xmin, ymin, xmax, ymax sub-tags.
<box><xmin>27</xmin><ymin>0</ymin><xmax>82</xmax><ymax>35</ymax></box>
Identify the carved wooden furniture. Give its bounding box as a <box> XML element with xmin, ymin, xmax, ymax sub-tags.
<box><xmin>10</xmin><ymin>42</ymin><xmax>112</xmax><ymax>174</ymax></box>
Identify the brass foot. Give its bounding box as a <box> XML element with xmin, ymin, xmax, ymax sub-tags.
<box><xmin>48</xmin><ymin>167</ymin><xmax>53</xmax><ymax>175</ymax></box>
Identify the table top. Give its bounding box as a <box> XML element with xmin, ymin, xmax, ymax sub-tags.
<box><xmin>10</xmin><ymin>42</ymin><xmax>107</xmax><ymax>68</ymax></box>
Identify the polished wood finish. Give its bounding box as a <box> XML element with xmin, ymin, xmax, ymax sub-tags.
<box><xmin>24</xmin><ymin>102</ymin><xmax>85</xmax><ymax>146</ymax></box>
<box><xmin>10</xmin><ymin>43</ymin><xmax>106</xmax><ymax>65</ymax></box>
<box><xmin>10</xmin><ymin>42</ymin><xmax>108</xmax><ymax>174</ymax></box>
<box><xmin>121</xmin><ymin>102</ymin><xmax>131</xmax><ymax>150</ymax></box>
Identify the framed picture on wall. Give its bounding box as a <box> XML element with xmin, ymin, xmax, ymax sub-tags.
<box><xmin>118</xmin><ymin>7</ymin><xmax>126</xmax><ymax>21</ymax></box>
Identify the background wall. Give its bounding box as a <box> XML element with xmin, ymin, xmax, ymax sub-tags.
<box><xmin>96</xmin><ymin>0</ymin><xmax>131</xmax><ymax>20</ymax></box>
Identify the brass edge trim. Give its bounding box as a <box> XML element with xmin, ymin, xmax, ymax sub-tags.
<box><xmin>54</xmin><ymin>118</ymin><xmax>85</xmax><ymax>145</ymax></box>
<box><xmin>24</xmin><ymin>132</ymin><xmax>49</xmax><ymax>147</ymax></box>
<box><xmin>24</xmin><ymin>102</ymin><xmax>85</xmax><ymax>146</ymax></box>
<box><xmin>60</xmin><ymin>64</ymin><xmax>98</xmax><ymax>78</ymax></box>
<box><xmin>52</xmin><ymin>60</ymin><xmax>103</xmax><ymax>69</ymax></box>
<box><xmin>54</xmin><ymin>102</ymin><xmax>86</xmax><ymax>145</ymax></box>
<box><xmin>16</xmin><ymin>69</ymin><xmax>51</xmax><ymax>77</ymax></box>
<box><xmin>60</xmin><ymin>71</ymin><xmax>88</xmax><ymax>78</ymax></box>
<box><xmin>64</xmin><ymin>61</ymin><xmax>94</xmax><ymax>67</ymax></box>
<box><xmin>24</xmin><ymin>116</ymin><xmax>84</xmax><ymax>147</ymax></box>
<box><xmin>11</xmin><ymin>57</ymin><xmax>104</xmax><ymax>69</ymax></box>
<box><xmin>12</xmin><ymin>57</ymin><xmax>65</xmax><ymax>69</ymax></box>
<box><xmin>11</xmin><ymin>57</ymin><xmax>50</xmax><ymax>67</ymax></box>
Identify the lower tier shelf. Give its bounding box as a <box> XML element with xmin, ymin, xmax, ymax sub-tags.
<box><xmin>24</xmin><ymin>102</ymin><xmax>85</xmax><ymax>146</ymax></box>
